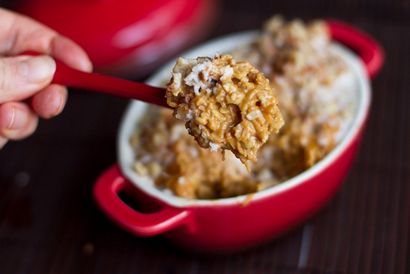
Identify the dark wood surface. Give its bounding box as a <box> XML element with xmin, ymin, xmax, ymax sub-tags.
<box><xmin>1</xmin><ymin>0</ymin><xmax>409</xmax><ymax>273</ymax></box>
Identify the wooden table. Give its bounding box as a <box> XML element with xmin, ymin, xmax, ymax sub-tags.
<box><xmin>1</xmin><ymin>0</ymin><xmax>409</xmax><ymax>273</ymax></box>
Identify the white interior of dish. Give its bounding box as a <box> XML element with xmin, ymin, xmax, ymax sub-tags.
<box><xmin>117</xmin><ymin>31</ymin><xmax>371</xmax><ymax>208</ymax></box>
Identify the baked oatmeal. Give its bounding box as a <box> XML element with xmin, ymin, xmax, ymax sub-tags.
<box><xmin>130</xmin><ymin>16</ymin><xmax>355</xmax><ymax>199</ymax></box>
<box><xmin>165</xmin><ymin>54</ymin><xmax>284</xmax><ymax>164</ymax></box>
<box><xmin>231</xmin><ymin>15</ymin><xmax>352</xmax><ymax>178</ymax></box>
<box><xmin>130</xmin><ymin>109</ymin><xmax>279</xmax><ymax>199</ymax></box>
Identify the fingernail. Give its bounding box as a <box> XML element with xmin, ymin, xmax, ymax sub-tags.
<box><xmin>6</xmin><ymin>106</ymin><xmax>28</xmax><ymax>130</ymax></box>
<box><xmin>78</xmin><ymin>58</ymin><xmax>93</xmax><ymax>72</ymax></box>
<box><xmin>40</xmin><ymin>87</ymin><xmax>66</xmax><ymax>118</ymax></box>
<box><xmin>18</xmin><ymin>56</ymin><xmax>56</xmax><ymax>83</ymax></box>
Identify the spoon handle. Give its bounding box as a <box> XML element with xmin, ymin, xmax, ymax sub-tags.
<box><xmin>52</xmin><ymin>60</ymin><xmax>168</xmax><ymax>107</ymax></box>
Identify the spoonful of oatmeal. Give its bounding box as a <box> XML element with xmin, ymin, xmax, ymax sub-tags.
<box><xmin>25</xmin><ymin>52</ymin><xmax>283</xmax><ymax>164</ymax></box>
<box><xmin>166</xmin><ymin>54</ymin><xmax>284</xmax><ymax>165</ymax></box>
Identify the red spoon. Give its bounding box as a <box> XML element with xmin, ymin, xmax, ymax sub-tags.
<box><xmin>41</xmin><ymin>55</ymin><xmax>169</xmax><ymax>108</ymax></box>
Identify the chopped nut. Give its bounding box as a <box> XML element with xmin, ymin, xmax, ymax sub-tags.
<box><xmin>82</xmin><ymin>242</ymin><xmax>94</xmax><ymax>256</ymax></box>
<box><xmin>133</xmin><ymin>161</ymin><xmax>148</xmax><ymax>176</ymax></box>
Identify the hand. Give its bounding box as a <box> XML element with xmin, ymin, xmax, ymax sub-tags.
<box><xmin>0</xmin><ymin>8</ymin><xmax>92</xmax><ymax>149</ymax></box>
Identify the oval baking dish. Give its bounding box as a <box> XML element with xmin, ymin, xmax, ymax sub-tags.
<box><xmin>93</xmin><ymin>20</ymin><xmax>383</xmax><ymax>252</ymax></box>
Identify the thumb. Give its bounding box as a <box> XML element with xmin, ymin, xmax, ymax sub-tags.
<box><xmin>0</xmin><ymin>55</ymin><xmax>56</xmax><ymax>104</ymax></box>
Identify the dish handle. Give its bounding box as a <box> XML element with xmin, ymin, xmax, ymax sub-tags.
<box><xmin>327</xmin><ymin>20</ymin><xmax>384</xmax><ymax>78</ymax></box>
<box><xmin>93</xmin><ymin>165</ymin><xmax>193</xmax><ymax>236</ymax></box>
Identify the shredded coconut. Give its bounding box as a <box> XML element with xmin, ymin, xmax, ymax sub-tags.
<box><xmin>188</xmin><ymin>147</ymin><xmax>199</xmax><ymax>157</ymax></box>
<box><xmin>221</xmin><ymin>66</ymin><xmax>234</xmax><ymax>80</ymax></box>
<box><xmin>185</xmin><ymin>109</ymin><xmax>193</xmax><ymax>120</ymax></box>
<box><xmin>246</xmin><ymin>110</ymin><xmax>263</xmax><ymax>121</ymax></box>
<box><xmin>257</xmin><ymin>169</ymin><xmax>274</xmax><ymax>181</ymax></box>
<box><xmin>170</xmin><ymin>124</ymin><xmax>187</xmax><ymax>142</ymax></box>
<box><xmin>162</xmin><ymin>189</ymin><xmax>174</xmax><ymax>196</ymax></box>
<box><xmin>139</xmin><ymin>154</ymin><xmax>152</xmax><ymax>164</ymax></box>
<box><xmin>184</xmin><ymin>60</ymin><xmax>215</xmax><ymax>95</ymax></box>
<box><xmin>209</xmin><ymin>142</ymin><xmax>220</xmax><ymax>152</ymax></box>
<box><xmin>179</xmin><ymin>57</ymin><xmax>189</xmax><ymax>65</ymax></box>
<box><xmin>173</xmin><ymin>72</ymin><xmax>182</xmax><ymax>89</ymax></box>
<box><xmin>175</xmin><ymin>109</ymin><xmax>193</xmax><ymax>121</ymax></box>
<box><xmin>177</xmin><ymin>176</ymin><xmax>186</xmax><ymax>185</ymax></box>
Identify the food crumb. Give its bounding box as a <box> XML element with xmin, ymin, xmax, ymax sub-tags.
<box><xmin>14</xmin><ymin>171</ymin><xmax>30</xmax><ymax>187</ymax></box>
<box><xmin>241</xmin><ymin>193</ymin><xmax>255</xmax><ymax>207</ymax></box>
<box><xmin>82</xmin><ymin>242</ymin><xmax>94</xmax><ymax>256</ymax></box>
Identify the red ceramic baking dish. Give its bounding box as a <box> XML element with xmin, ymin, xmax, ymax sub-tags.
<box><xmin>93</xmin><ymin>20</ymin><xmax>384</xmax><ymax>252</ymax></box>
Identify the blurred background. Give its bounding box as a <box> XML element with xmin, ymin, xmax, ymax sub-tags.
<box><xmin>0</xmin><ymin>0</ymin><xmax>409</xmax><ymax>273</ymax></box>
